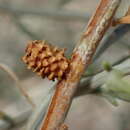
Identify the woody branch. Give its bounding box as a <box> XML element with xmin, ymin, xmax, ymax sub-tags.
<box><xmin>37</xmin><ymin>0</ymin><xmax>121</xmax><ymax>130</ymax></box>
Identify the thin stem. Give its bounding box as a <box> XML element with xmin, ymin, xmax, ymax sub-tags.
<box><xmin>0</xmin><ymin>63</ymin><xmax>35</xmax><ymax>108</ymax></box>
<box><xmin>78</xmin><ymin>58</ymin><xmax>130</xmax><ymax>97</ymax></box>
<box><xmin>113</xmin><ymin>15</ymin><xmax>130</xmax><ymax>25</ymax></box>
<box><xmin>112</xmin><ymin>54</ymin><xmax>130</xmax><ymax>66</ymax></box>
<box><xmin>82</xmin><ymin>54</ymin><xmax>130</xmax><ymax>78</ymax></box>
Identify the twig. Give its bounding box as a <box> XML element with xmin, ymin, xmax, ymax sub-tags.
<box><xmin>39</xmin><ymin>0</ymin><xmax>121</xmax><ymax>130</ymax></box>
<box><xmin>77</xmin><ymin>58</ymin><xmax>130</xmax><ymax>97</ymax></box>
<box><xmin>0</xmin><ymin>63</ymin><xmax>35</xmax><ymax>107</ymax></box>
<box><xmin>0</xmin><ymin>4</ymin><xmax>89</xmax><ymax>22</ymax></box>
<box><xmin>83</xmin><ymin>53</ymin><xmax>130</xmax><ymax>78</ymax></box>
<box><xmin>112</xmin><ymin>54</ymin><xmax>130</xmax><ymax>66</ymax></box>
<box><xmin>113</xmin><ymin>15</ymin><xmax>130</xmax><ymax>25</ymax></box>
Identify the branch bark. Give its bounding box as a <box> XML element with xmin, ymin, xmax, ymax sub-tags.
<box><xmin>39</xmin><ymin>0</ymin><xmax>121</xmax><ymax>130</ymax></box>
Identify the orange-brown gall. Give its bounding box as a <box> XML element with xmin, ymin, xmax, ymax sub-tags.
<box><xmin>22</xmin><ymin>40</ymin><xmax>70</xmax><ymax>81</ymax></box>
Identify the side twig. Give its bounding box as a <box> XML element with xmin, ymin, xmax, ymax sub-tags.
<box><xmin>77</xmin><ymin>58</ymin><xmax>130</xmax><ymax>97</ymax></box>
<box><xmin>39</xmin><ymin>0</ymin><xmax>121</xmax><ymax>130</ymax></box>
<box><xmin>83</xmin><ymin>53</ymin><xmax>130</xmax><ymax>78</ymax></box>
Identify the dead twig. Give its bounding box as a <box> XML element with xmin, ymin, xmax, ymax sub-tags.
<box><xmin>0</xmin><ymin>63</ymin><xmax>35</xmax><ymax>107</ymax></box>
<box><xmin>39</xmin><ymin>0</ymin><xmax>121</xmax><ymax>130</ymax></box>
<box><xmin>114</xmin><ymin>15</ymin><xmax>130</xmax><ymax>25</ymax></box>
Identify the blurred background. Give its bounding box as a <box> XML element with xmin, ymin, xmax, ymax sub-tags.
<box><xmin>0</xmin><ymin>0</ymin><xmax>130</xmax><ymax>130</ymax></box>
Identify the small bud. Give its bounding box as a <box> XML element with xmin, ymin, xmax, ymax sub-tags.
<box><xmin>102</xmin><ymin>61</ymin><xmax>112</xmax><ymax>72</ymax></box>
